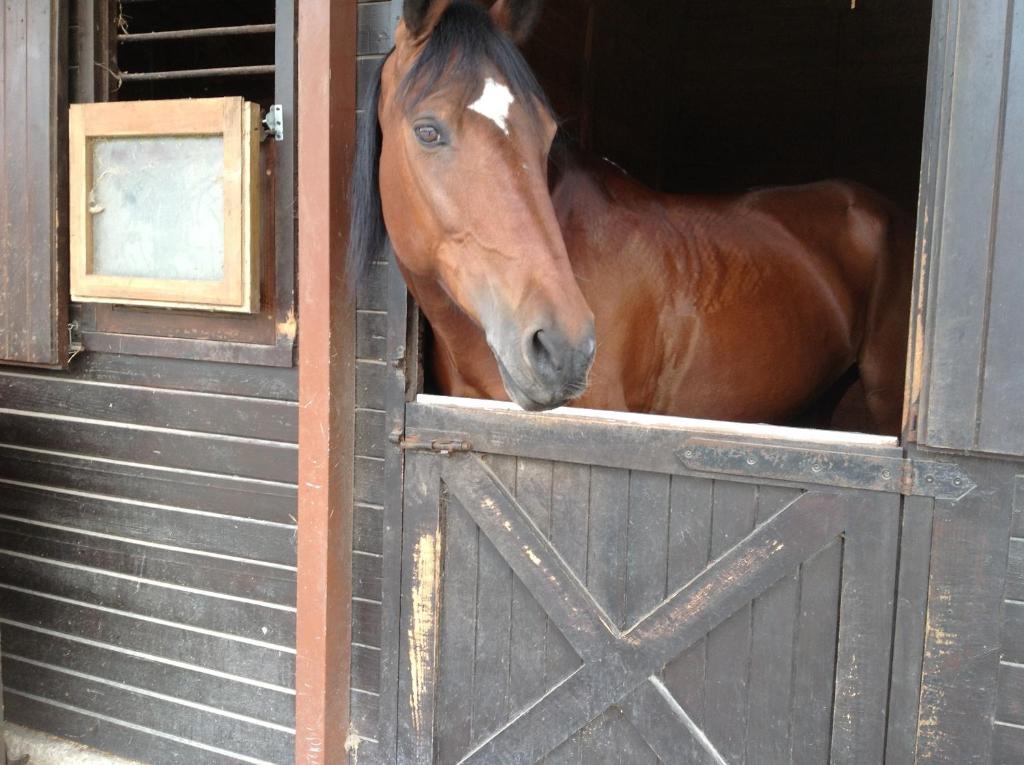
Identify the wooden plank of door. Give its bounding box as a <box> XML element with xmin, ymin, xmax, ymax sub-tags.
<box><xmin>745</xmin><ymin>486</ymin><xmax>803</xmax><ymax>765</ymax></box>
<box><xmin>703</xmin><ymin>481</ymin><xmax>757</xmax><ymax>762</ymax></box>
<box><xmin>662</xmin><ymin>476</ymin><xmax>714</xmax><ymax>731</ymax></box>
<box><xmin>919</xmin><ymin>0</ymin><xmax>1012</xmax><ymax>449</ymax></box>
<box><xmin>396</xmin><ymin>452</ymin><xmax>444</xmax><ymax>763</ymax></box>
<box><xmin>790</xmin><ymin>539</ymin><xmax>844</xmax><ymax>765</ymax></box>
<box><xmin>586</xmin><ymin>466</ymin><xmax>631</xmax><ymax>629</ymax></box>
<box><xmin>830</xmin><ymin>492</ymin><xmax>901</xmax><ymax>763</ymax></box>
<box><xmin>509</xmin><ymin>459</ymin><xmax>554</xmax><ymax>715</ymax></box>
<box><xmin>434</xmin><ymin>492</ymin><xmax>479</xmax><ymax>763</ymax></box>
<box><xmin>470</xmin><ymin>455</ymin><xmax>516</xmax><ymax>741</ymax></box>
<box><xmin>447</xmin><ymin>461</ymin><xmax>848</xmax><ymax>764</ymax></box>
<box><xmin>885</xmin><ymin>496</ymin><xmax>935</xmax><ymax>765</ymax></box>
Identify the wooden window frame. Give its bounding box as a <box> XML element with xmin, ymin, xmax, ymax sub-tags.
<box><xmin>69</xmin><ymin>0</ymin><xmax>297</xmax><ymax>368</ymax></box>
<box><xmin>69</xmin><ymin>97</ymin><xmax>261</xmax><ymax>313</ymax></box>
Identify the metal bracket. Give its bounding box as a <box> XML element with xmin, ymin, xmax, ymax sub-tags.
<box><xmin>262</xmin><ymin>104</ymin><xmax>284</xmax><ymax>141</ymax></box>
<box><xmin>67</xmin><ymin>321</ymin><xmax>84</xmax><ymax>363</ymax></box>
<box><xmin>677</xmin><ymin>438</ymin><xmax>976</xmax><ymax>501</ymax></box>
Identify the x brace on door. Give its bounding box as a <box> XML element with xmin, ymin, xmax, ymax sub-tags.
<box><xmin>398</xmin><ymin>453</ymin><xmax>897</xmax><ymax>764</ymax></box>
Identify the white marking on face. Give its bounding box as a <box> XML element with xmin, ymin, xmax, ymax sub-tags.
<box><xmin>469</xmin><ymin>77</ymin><xmax>515</xmax><ymax>135</ymax></box>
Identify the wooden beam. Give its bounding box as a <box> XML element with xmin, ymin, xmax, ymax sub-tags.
<box><xmin>295</xmin><ymin>0</ymin><xmax>357</xmax><ymax>763</ymax></box>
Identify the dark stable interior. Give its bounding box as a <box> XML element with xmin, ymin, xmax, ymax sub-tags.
<box><xmin>111</xmin><ymin>0</ymin><xmax>276</xmax><ymax>107</ymax></box>
<box><xmin>428</xmin><ymin>0</ymin><xmax>934</xmax><ymax>431</ymax></box>
<box><xmin>525</xmin><ymin>0</ymin><xmax>933</xmax><ymax>215</ymax></box>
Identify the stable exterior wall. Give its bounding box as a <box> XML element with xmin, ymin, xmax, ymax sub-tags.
<box><xmin>995</xmin><ymin>479</ymin><xmax>1024</xmax><ymax>760</ymax></box>
<box><xmin>0</xmin><ymin>354</ymin><xmax>299</xmax><ymax>764</ymax></box>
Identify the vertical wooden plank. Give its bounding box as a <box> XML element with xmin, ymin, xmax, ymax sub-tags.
<box><xmin>0</xmin><ymin>0</ymin><xmax>67</xmax><ymax>367</ymax></box>
<box><xmin>396</xmin><ymin>453</ymin><xmax>443</xmax><ymax>764</ymax></box>
<box><xmin>885</xmin><ymin>497</ymin><xmax>934</xmax><ymax>765</ymax></box>
<box><xmin>745</xmin><ymin>486</ymin><xmax>802</xmax><ymax>765</ymax></box>
<box><xmin>790</xmin><ymin>538</ymin><xmax>843</xmax><ymax>765</ymax></box>
<box><xmin>377</xmin><ymin>266</ymin><xmax>417</xmax><ymax>759</ymax></box>
<box><xmin>545</xmin><ymin>461</ymin><xmax>590</xmax><ymax>761</ymax></box>
<box><xmin>585</xmin><ymin>466</ymin><xmax>630</xmax><ymax>627</ymax></box>
<box><xmin>977</xmin><ymin>0</ymin><xmax>1024</xmax><ymax>456</ymax></box>
<box><xmin>470</xmin><ymin>455</ymin><xmax>515</xmax><ymax>741</ymax></box>
<box><xmin>703</xmin><ymin>481</ymin><xmax>757</xmax><ymax>762</ymax></box>
<box><xmin>294</xmin><ymin>1</ymin><xmax>356</xmax><ymax>762</ymax></box>
<box><xmin>550</xmin><ymin>463</ymin><xmax>591</xmax><ymax>584</ymax></box>
<box><xmin>662</xmin><ymin>476</ymin><xmax>713</xmax><ymax>728</ymax></box>
<box><xmin>2</xmin><ymin>0</ymin><xmax>28</xmax><ymax>362</ymax></box>
<box><xmin>272</xmin><ymin>0</ymin><xmax>299</xmax><ymax>356</ymax></box>
<box><xmin>434</xmin><ymin>492</ymin><xmax>480</xmax><ymax>764</ymax></box>
<box><xmin>509</xmin><ymin>459</ymin><xmax>552</xmax><ymax>716</ymax></box>
<box><xmin>579</xmin><ymin>465</ymin><xmax>629</xmax><ymax>763</ymax></box>
<box><xmin>916</xmin><ymin>457</ymin><xmax>1015</xmax><ymax>764</ymax></box>
<box><xmin>902</xmin><ymin>0</ymin><xmax>952</xmax><ymax>443</ymax></box>
<box><xmin>624</xmin><ymin>471</ymin><xmax>671</xmax><ymax>627</ymax></box>
<box><xmin>920</xmin><ymin>0</ymin><xmax>1012</xmax><ymax>450</ymax></box>
<box><xmin>830</xmin><ymin>492</ymin><xmax>900</xmax><ymax>764</ymax></box>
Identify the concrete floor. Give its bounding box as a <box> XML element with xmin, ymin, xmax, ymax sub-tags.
<box><xmin>4</xmin><ymin>724</ymin><xmax>142</xmax><ymax>765</ymax></box>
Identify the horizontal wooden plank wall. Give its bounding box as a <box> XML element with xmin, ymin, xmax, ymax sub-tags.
<box><xmin>994</xmin><ymin>476</ymin><xmax>1024</xmax><ymax>764</ymax></box>
<box><xmin>348</xmin><ymin>0</ymin><xmax>396</xmax><ymax>757</ymax></box>
<box><xmin>0</xmin><ymin>355</ymin><xmax>298</xmax><ymax>765</ymax></box>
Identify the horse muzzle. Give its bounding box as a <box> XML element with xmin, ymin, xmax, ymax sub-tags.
<box><xmin>492</xmin><ymin>319</ymin><xmax>597</xmax><ymax>411</ymax></box>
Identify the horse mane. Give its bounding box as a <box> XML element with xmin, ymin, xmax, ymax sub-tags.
<box><xmin>346</xmin><ymin>0</ymin><xmax>554</xmax><ymax>289</ymax></box>
<box><xmin>347</xmin><ymin>58</ymin><xmax>387</xmax><ymax>292</ymax></box>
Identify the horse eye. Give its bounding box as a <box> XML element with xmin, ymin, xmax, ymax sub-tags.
<box><xmin>415</xmin><ymin>125</ymin><xmax>441</xmax><ymax>145</ymax></box>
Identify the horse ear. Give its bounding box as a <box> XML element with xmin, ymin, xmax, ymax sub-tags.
<box><xmin>403</xmin><ymin>0</ymin><xmax>450</xmax><ymax>39</ymax></box>
<box><xmin>490</xmin><ymin>0</ymin><xmax>544</xmax><ymax>44</ymax></box>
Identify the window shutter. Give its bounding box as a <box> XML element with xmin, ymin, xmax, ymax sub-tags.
<box><xmin>916</xmin><ymin>0</ymin><xmax>1024</xmax><ymax>456</ymax></box>
<box><xmin>0</xmin><ymin>0</ymin><xmax>67</xmax><ymax>367</ymax></box>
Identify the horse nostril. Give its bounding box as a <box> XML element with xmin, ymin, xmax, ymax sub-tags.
<box><xmin>530</xmin><ymin>328</ymin><xmax>564</xmax><ymax>375</ymax></box>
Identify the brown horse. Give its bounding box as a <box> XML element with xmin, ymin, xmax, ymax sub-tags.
<box><xmin>349</xmin><ymin>0</ymin><xmax>914</xmax><ymax>434</ymax></box>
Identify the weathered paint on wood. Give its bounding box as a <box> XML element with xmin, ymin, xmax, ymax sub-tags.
<box><xmin>387</xmin><ymin>431</ymin><xmax>902</xmax><ymax>763</ymax></box>
<box><xmin>914</xmin><ymin>455</ymin><xmax>1016</xmax><ymax>764</ymax></box>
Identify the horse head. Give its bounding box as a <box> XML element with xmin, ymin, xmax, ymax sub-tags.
<box><xmin>350</xmin><ymin>0</ymin><xmax>596</xmax><ymax>411</ymax></box>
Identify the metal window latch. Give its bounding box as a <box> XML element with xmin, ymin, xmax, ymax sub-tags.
<box><xmin>262</xmin><ymin>104</ymin><xmax>284</xmax><ymax>141</ymax></box>
<box><xmin>677</xmin><ymin>437</ymin><xmax>976</xmax><ymax>501</ymax></box>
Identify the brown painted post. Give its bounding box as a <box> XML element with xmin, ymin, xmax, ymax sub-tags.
<box><xmin>295</xmin><ymin>0</ymin><xmax>358</xmax><ymax>763</ymax></box>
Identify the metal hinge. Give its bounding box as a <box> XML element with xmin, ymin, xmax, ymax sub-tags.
<box><xmin>262</xmin><ymin>104</ymin><xmax>284</xmax><ymax>141</ymax></box>
<box><xmin>389</xmin><ymin>430</ymin><xmax>472</xmax><ymax>455</ymax></box>
<box><xmin>677</xmin><ymin>438</ymin><xmax>975</xmax><ymax>501</ymax></box>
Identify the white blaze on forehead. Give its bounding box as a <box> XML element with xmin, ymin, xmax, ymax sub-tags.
<box><xmin>468</xmin><ymin>77</ymin><xmax>515</xmax><ymax>135</ymax></box>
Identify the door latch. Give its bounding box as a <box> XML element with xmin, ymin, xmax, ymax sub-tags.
<box><xmin>392</xmin><ymin>432</ymin><xmax>472</xmax><ymax>455</ymax></box>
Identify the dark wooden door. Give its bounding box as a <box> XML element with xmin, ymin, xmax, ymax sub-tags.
<box><xmin>384</xmin><ymin>399</ymin><xmax>909</xmax><ymax>764</ymax></box>
<box><xmin>911</xmin><ymin>0</ymin><xmax>1024</xmax><ymax>457</ymax></box>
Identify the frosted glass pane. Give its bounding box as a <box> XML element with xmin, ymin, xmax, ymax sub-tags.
<box><xmin>90</xmin><ymin>135</ymin><xmax>225</xmax><ymax>281</ymax></box>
